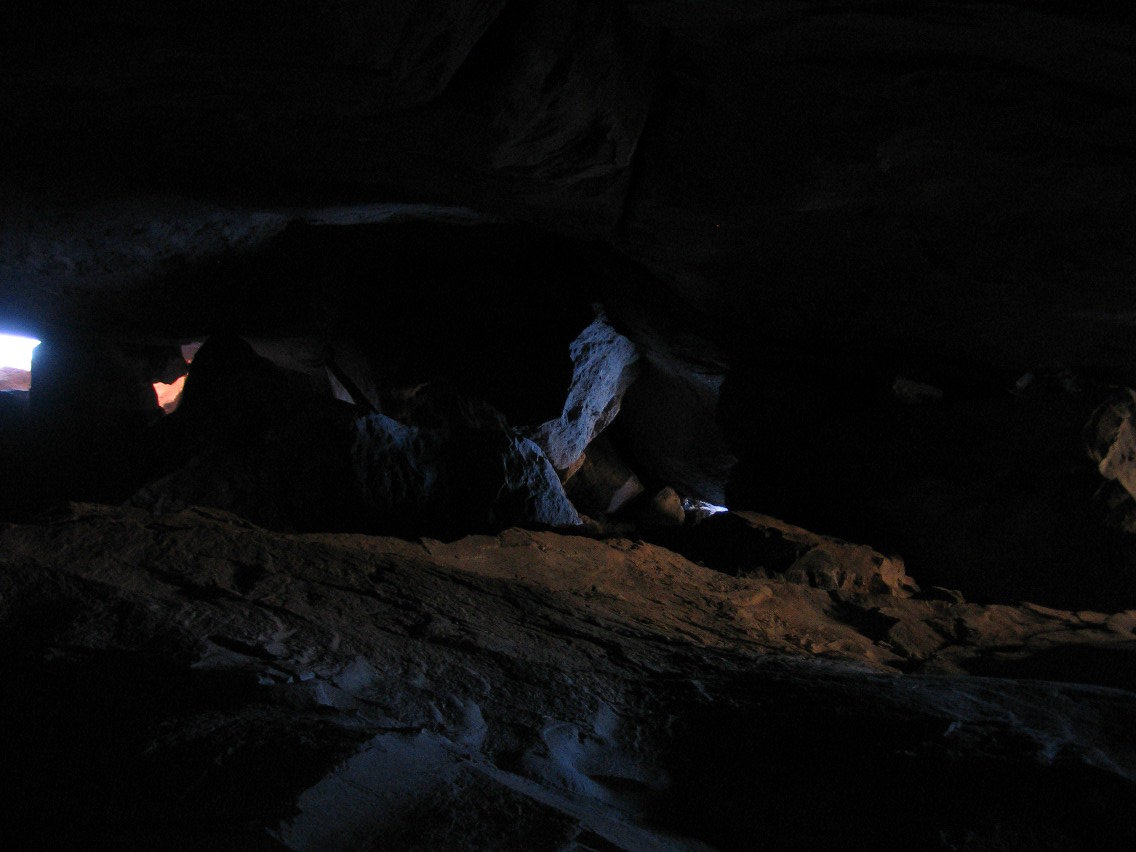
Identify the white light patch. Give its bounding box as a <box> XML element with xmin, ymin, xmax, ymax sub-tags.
<box><xmin>682</xmin><ymin>498</ymin><xmax>730</xmax><ymax>517</ymax></box>
<box><xmin>0</xmin><ymin>334</ymin><xmax>40</xmax><ymax>371</ymax></box>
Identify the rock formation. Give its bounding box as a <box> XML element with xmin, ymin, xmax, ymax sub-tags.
<box><xmin>1</xmin><ymin>1</ymin><xmax>1136</xmax><ymax>848</ymax></box>
<box><xmin>1</xmin><ymin>504</ymin><xmax>1134</xmax><ymax>848</ymax></box>
<box><xmin>531</xmin><ymin>312</ymin><xmax>639</xmax><ymax>476</ymax></box>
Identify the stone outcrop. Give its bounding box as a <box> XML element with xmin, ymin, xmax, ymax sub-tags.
<box><xmin>531</xmin><ymin>313</ymin><xmax>639</xmax><ymax>475</ymax></box>
<box><xmin>353</xmin><ymin>409</ymin><xmax>580</xmax><ymax>536</ymax></box>
<box><xmin>4</xmin><ymin>5</ymin><xmax>1136</xmax><ymax>845</ymax></box>
<box><xmin>1087</xmin><ymin>389</ymin><xmax>1136</xmax><ymax>500</ymax></box>
<box><xmin>616</xmin><ymin>349</ymin><xmax>736</xmax><ymax>505</ymax></box>
<box><xmin>681</xmin><ymin>510</ymin><xmax>917</xmax><ymax>597</ymax></box>
<box><xmin>130</xmin><ymin>336</ymin><xmax>580</xmax><ymax>535</ymax></box>
<box><xmin>636</xmin><ymin>485</ymin><xmax>687</xmax><ymax>529</ymax></box>
<box><xmin>0</xmin><ymin>504</ymin><xmax>1133</xmax><ymax>849</ymax></box>
<box><xmin>561</xmin><ymin>434</ymin><xmax>643</xmax><ymax>518</ymax></box>
<box><xmin>0</xmin><ymin>366</ymin><xmax>30</xmax><ymax>392</ymax></box>
<box><xmin>29</xmin><ymin>338</ymin><xmax>161</xmax><ymax>432</ymax></box>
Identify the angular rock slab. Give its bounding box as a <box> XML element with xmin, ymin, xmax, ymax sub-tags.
<box><xmin>1087</xmin><ymin>389</ymin><xmax>1136</xmax><ymax>500</ymax></box>
<box><xmin>531</xmin><ymin>313</ymin><xmax>639</xmax><ymax>475</ymax></box>
<box><xmin>562</xmin><ymin>433</ymin><xmax>643</xmax><ymax>517</ymax></box>
<box><xmin>353</xmin><ymin>412</ymin><xmax>581</xmax><ymax>535</ymax></box>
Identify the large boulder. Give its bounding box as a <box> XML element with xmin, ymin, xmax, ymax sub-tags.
<box><xmin>616</xmin><ymin>347</ymin><xmax>736</xmax><ymax>505</ymax></box>
<box><xmin>353</xmin><ymin>397</ymin><xmax>581</xmax><ymax>537</ymax></box>
<box><xmin>0</xmin><ymin>337</ymin><xmax>166</xmax><ymax>508</ymax></box>
<box><xmin>530</xmin><ymin>312</ymin><xmax>639</xmax><ymax>475</ymax></box>
<box><xmin>129</xmin><ymin>336</ymin><xmax>366</xmax><ymax>531</ymax></box>
<box><xmin>562</xmin><ymin>433</ymin><xmax>643</xmax><ymax>517</ymax></box>
<box><xmin>1086</xmin><ymin>389</ymin><xmax>1136</xmax><ymax>500</ymax></box>
<box><xmin>132</xmin><ymin>337</ymin><xmax>580</xmax><ymax>535</ymax></box>
<box><xmin>636</xmin><ymin>485</ymin><xmax>686</xmax><ymax>529</ymax></box>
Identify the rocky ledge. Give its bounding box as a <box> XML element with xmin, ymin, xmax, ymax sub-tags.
<box><xmin>2</xmin><ymin>503</ymin><xmax>1133</xmax><ymax>849</ymax></box>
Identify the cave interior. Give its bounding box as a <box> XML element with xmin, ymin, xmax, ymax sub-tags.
<box><xmin>2</xmin><ymin>2</ymin><xmax>1136</xmax><ymax>849</ymax></box>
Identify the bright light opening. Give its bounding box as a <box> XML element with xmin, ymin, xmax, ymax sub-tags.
<box><xmin>0</xmin><ymin>333</ymin><xmax>40</xmax><ymax>371</ymax></box>
<box><xmin>693</xmin><ymin>501</ymin><xmax>730</xmax><ymax>515</ymax></box>
<box><xmin>682</xmin><ymin>498</ymin><xmax>730</xmax><ymax>520</ymax></box>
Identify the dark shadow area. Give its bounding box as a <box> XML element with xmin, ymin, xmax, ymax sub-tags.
<box><xmin>719</xmin><ymin>351</ymin><xmax>1136</xmax><ymax>611</ymax></box>
<box><xmin>963</xmin><ymin>644</ymin><xmax>1136</xmax><ymax>694</ymax></box>
<box><xmin>0</xmin><ymin>651</ymin><xmax>366</xmax><ymax>849</ymax></box>
<box><xmin>651</xmin><ymin>673</ymin><xmax>1136</xmax><ymax>851</ymax></box>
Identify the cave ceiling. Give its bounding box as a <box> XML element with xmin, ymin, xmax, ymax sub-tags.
<box><xmin>3</xmin><ymin>0</ymin><xmax>1136</xmax><ymax>375</ymax></box>
<box><xmin>5</xmin><ymin>5</ymin><xmax>1136</xmax><ymax>847</ymax></box>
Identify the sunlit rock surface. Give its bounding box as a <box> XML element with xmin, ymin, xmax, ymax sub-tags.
<box><xmin>0</xmin><ymin>367</ymin><xmax>30</xmax><ymax>392</ymax></box>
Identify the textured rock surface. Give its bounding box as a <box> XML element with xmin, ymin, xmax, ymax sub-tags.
<box><xmin>563</xmin><ymin>434</ymin><xmax>644</xmax><ymax>518</ymax></box>
<box><xmin>126</xmin><ymin>337</ymin><xmax>579</xmax><ymax>535</ymax></box>
<box><xmin>4</xmin><ymin>5</ymin><xmax>1136</xmax><ymax>846</ymax></box>
<box><xmin>636</xmin><ymin>486</ymin><xmax>687</xmax><ymax>529</ymax></box>
<box><xmin>0</xmin><ymin>504</ymin><xmax>1133</xmax><ymax>849</ymax></box>
<box><xmin>679</xmin><ymin>510</ymin><xmax>916</xmax><ymax>597</ymax></box>
<box><xmin>0</xmin><ymin>367</ymin><xmax>30</xmax><ymax>392</ymax></box>
<box><xmin>0</xmin><ymin>1</ymin><xmax>654</xmax><ymax>250</ymax></box>
<box><xmin>532</xmin><ymin>314</ymin><xmax>639</xmax><ymax>474</ymax></box>
<box><xmin>619</xmin><ymin>1</ymin><xmax>1136</xmax><ymax>372</ymax></box>
<box><xmin>29</xmin><ymin>338</ymin><xmax>161</xmax><ymax>430</ymax></box>
<box><xmin>1087</xmin><ymin>390</ymin><xmax>1136</xmax><ymax>499</ymax></box>
<box><xmin>617</xmin><ymin>348</ymin><xmax>736</xmax><ymax>505</ymax></box>
<box><xmin>352</xmin><ymin>411</ymin><xmax>581</xmax><ymax>535</ymax></box>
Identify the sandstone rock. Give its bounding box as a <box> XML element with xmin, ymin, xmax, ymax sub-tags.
<box><xmin>925</xmin><ymin>586</ymin><xmax>966</xmax><ymax>604</ymax></box>
<box><xmin>29</xmin><ymin>337</ymin><xmax>161</xmax><ymax>431</ymax></box>
<box><xmin>0</xmin><ymin>388</ymin><xmax>27</xmax><ymax>414</ymax></box>
<box><xmin>1086</xmin><ymin>389</ymin><xmax>1136</xmax><ymax>500</ymax></box>
<box><xmin>616</xmin><ymin>349</ymin><xmax>736</xmax><ymax>505</ymax></box>
<box><xmin>680</xmin><ymin>498</ymin><xmax>730</xmax><ymax>524</ymax></box>
<box><xmin>8</xmin><ymin>5</ymin><xmax>1136</xmax><ymax>843</ymax></box>
<box><xmin>143</xmin><ymin>345</ymin><xmax>188</xmax><ymax>385</ymax></box>
<box><xmin>562</xmin><ymin>433</ymin><xmax>643</xmax><ymax>517</ymax></box>
<box><xmin>133</xmin><ymin>344</ymin><xmax>581</xmax><ymax>535</ymax></box>
<box><xmin>353</xmin><ymin>405</ymin><xmax>581</xmax><ymax>536</ymax></box>
<box><xmin>636</xmin><ymin>486</ymin><xmax>686</xmax><ymax>529</ymax></box>
<box><xmin>1</xmin><ymin>504</ymin><xmax>1134</xmax><ymax>849</ymax></box>
<box><xmin>10</xmin><ymin>337</ymin><xmax>167</xmax><ymax>506</ymax></box>
<box><xmin>0</xmin><ymin>366</ymin><xmax>30</xmax><ymax>392</ymax></box>
<box><xmin>682</xmin><ymin>510</ymin><xmax>916</xmax><ymax>596</ymax></box>
<box><xmin>322</xmin><ymin>342</ymin><xmax>384</xmax><ymax>412</ymax></box>
<box><xmin>177</xmin><ymin>334</ymin><xmax>287</xmax><ymax>419</ymax></box>
<box><xmin>530</xmin><ymin>313</ymin><xmax>639</xmax><ymax>474</ymax></box>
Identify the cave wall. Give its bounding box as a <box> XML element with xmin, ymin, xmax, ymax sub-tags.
<box><xmin>4</xmin><ymin>1</ymin><xmax>1136</xmax><ymax>607</ymax></box>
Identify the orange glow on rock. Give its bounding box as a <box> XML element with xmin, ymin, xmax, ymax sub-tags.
<box><xmin>0</xmin><ymin>367</ymin><xmax>31</xmax><ymax>392</ymax></box>
<box><xmin>154</xmin><ymin>374</ymin><xmax>186</xmax><ymax>413</ymax></box>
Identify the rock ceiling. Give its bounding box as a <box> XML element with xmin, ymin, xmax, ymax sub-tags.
<box><xmin>3</xmin><ymin>3</ymin><xmax>1136</xmax><ymax>848</ymax></box>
